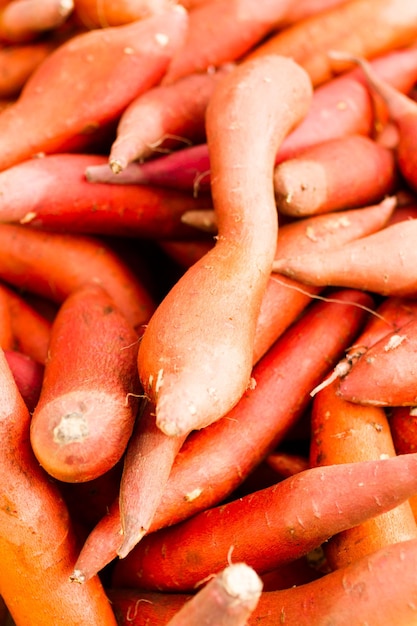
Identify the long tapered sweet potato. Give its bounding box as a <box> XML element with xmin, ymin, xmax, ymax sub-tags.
<box><xmin>30</xmin><ymin>283</ymin><xmax>141</xmax><ymax>482</ymax></box>
<box><xmin>247</xmin><ymin>0</ymin><xmax>417</xmax><ymax>86</ymax></box>
<box><xmin>71</xmin><ymin>288</ymin><xmax>373</xmax><ymax>582</ymax></box>
<box><xmin>0</xmin><ymin>5</ymin><xmax>188</xmax><ymax>172</ymax></box>
<box><xmin>255</xmin><ymin>196</ymin><xmax>394</xmax><ymax>359</ymax></box>
<box><xmin>0</xmin><ymin>348</ymin><xmax>118</xmax><ymax>625</ymax></box>
<box><xmin>272</xmin><ymin>217</ymin><xmax>417</xmax><ymax>297</ymax></box>
<box><xmin>0</xmin><ymin>223</ymin><xmax>155</xmax><ymax>333</ymax></box>
<box><xmin>181</xmin><ymin>197</ymin><xmax>396</xmax><ymax>361</ymax></box>
<box><xmin>108</xmin><ymin>538</ymin><xmax>417</xmax><ymax>626</ymax></box>
<box><xmin>111</xmin><ymin>453</ymin><xmax>417</xmax><ymax>591</ymax></box>
<box><xmin>137</xmin><ymin>55</ymin><xmax>312</xmax><ymax>437</ymax></box>
<box><xmin>0</xmin><ymin>153</ymin><xmax>213</xmax><ymax>239</ymax></box>
<box><xmin>116</xmin><ymin>399</ymin><xmax>186</xmax><ymax>558</ymax></box>
<box><xmin>183</xmin><ymin>196</ymin><xmax>396</xmax><ymax>249</ymax></box>
<box><xmin>86</xmin><ymin>142</ymin><xmax>214</xmax><ymax>193</ymax></box>
<box><xmin>108</xmin><ymin>64</ymin><xmax>233</xmax><ymax>173</ymax></box>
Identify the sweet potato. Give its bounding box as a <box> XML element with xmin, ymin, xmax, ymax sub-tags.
<box><xmin>108</xmin><ymin>65</ymin><xmax>233</xmax><ymax>173</ymax></box>
<box><xmin>348</xmin><ymin>295</ymin><xmax>417</xmax><ymax>351</ymax></box>
<box><xmin>30</xmin><ymin>283</ymin><xmax>141</xmax><ymax>482</ymax></box>
<box><xmin>137</xmin><ymin>55</ymin><xmax>312</xmax><ymax>437</ymax></box>
<box><xmin>310</xmin><ymin>294</ymin><xmax>417</xmax><ymax>396</ymax></box>
<box><xmin>0</xmin><ymin>348</ymin><xmax>118</xmax><ymax>625</ymax></box>
<box><xmin>71</xmin><ymin>288</ymin><xmax>373</xmax><ymax>582</ymax></box>
<box><xmin>0</xmin><ymin>153</ymin><xmax>213</xmax><ymax>239</ymax></box>
<box><xmin>272</xmin><ymin>218</ymin><xmax>417</xmax><ymax>297</ymax></box>
<box><xmin>111</xmin><ymin>453</ymin><xmax>417</xmax><ymax>591</ymax></box>
<box><xmin>337</xmin><ymin>316</ymin><xmax>417</xmax><ymax>406</ymax></box>
<box><xmin>255</xmin><ymin>197</ymin><xmax>395</xmax><ymax>360</ymax></box>
<box><xmin>108</xmin><ymin>538</ymin><xmax>417</xmax><ymax>626</ymax></box>
<box><xmin>0</xmin><ymin>5</ymin><xmax>188</xmax><ymax>171</ymax></box>
<box><xmin>183</xmin><ymin>196</ymin><xmax>396</xmax><ymax>249</ymax></box>
<box><xmin>310</xmin><ymin>380</ymin><xmax>417</xmax><ymax>569</ymax></box>
<box><xmin>86</xmin><ymin>142</ymin><xmax>213</xmax><ymax>194</ymax></box>
<box><xmin>117</xmin><ymin>400</ymin><xmax>187</xmax><ymax>558</ymax></box>
<box><xmin>274</xmin><ymin>134</ymin><xmax>397</xmax><ymax>217</ymax></box>
<box><xmin>247</xmin><ymin>0</ymin><xmax>417</xmax><ymax>86</ymax></box>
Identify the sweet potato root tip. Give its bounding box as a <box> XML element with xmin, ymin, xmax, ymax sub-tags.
<box><xmin>117</xmin><ymin>401</ymin><xmax>187</xmax><ymax>559</ymax></box>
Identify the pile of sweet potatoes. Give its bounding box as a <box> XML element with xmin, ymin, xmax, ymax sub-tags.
<box><xmin>1</xmin><ymin>1</ymin><xmax>417</xmax><ymax>624</ymax></box>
